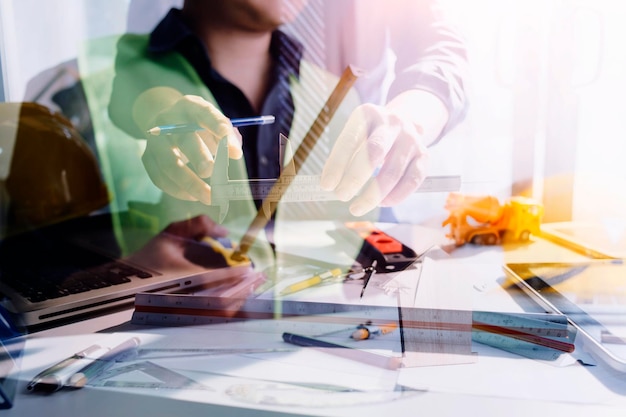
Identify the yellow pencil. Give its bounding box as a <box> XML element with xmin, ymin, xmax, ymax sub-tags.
<box><xmin>279</xmin><ymin>268</ymin><xmax>344</xmax><ymax>296</ymax></box>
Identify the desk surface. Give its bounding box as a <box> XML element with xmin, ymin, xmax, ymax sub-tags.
<box><xmin>6</xmin><ymin>223</ymin><xmax>626</xmax><ymax>417</ymax></box>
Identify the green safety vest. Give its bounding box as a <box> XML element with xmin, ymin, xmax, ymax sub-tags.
<box><xmin>79</xmin><ymin>34</ymin><xmax>377</xmax><ymax>271</ymax></box>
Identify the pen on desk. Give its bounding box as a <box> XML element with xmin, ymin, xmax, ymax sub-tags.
<box><xmin>279</xmin><ymin>268</ymin><xmax>344</xmax><ymax>296</ymax></box>
<box><xmin>27</xmin><ymin>344</ymin><xmax>109</xmax><ymax>393</ymax></box>
<box><xmin>146</xmin><ymin>115</ymin><xmax>276</xmax><ymax>136</ymax></box>
<box><xmin>282</xmin><ymin>332</ymin><xmax>401</xmax><ymax>370</ymax></box>
<box><xmin>68</xmin><ymin>337</ymin><xmax>141</xmax><ymax>389</ymax></box>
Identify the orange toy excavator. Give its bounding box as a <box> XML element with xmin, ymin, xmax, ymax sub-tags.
<box><xmin>442</xmin><ymin>192</ymin><xmax>544</xmax><ymax>246</ymax></box>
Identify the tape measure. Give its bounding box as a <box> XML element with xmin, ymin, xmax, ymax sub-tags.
<box><xmin>132</xmin><ymin>294</ymin><xmax>574</xmax><ymax>361</ymax></box>
<box><xmin>208</xmin><ymin>138</ymin><xmax>461</xmax><ymax>221</ymax></box>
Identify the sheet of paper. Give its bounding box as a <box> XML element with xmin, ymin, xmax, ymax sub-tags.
<box><xmin>397</xmin><ymin>258</ymin><xmax>475</xmax><ymax>366</ymax></box>
<box><xmin>77</xmin><ymin>322</ymin><xmax>402</xmax><ymax>397</ymax></box>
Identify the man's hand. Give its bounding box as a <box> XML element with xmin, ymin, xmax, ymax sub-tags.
<box><xmin>126</xmin><ymin>215</ymin><xmax>230</xmax><ymax>270</ymax></box>
<box><xmin>320</xmin><ymin>103</ymin><xmax>430</xmax><ymax>216</ymax></box>
<box><xmin>126</xmin><ymin>215</ymin><xmax>265</xmax><ymax>302</ymax></box>
<box><xmin>135</xmin><ymin>89</ymin><xmax>243</xmax><ymax>205</ymax></box>
<box><xmin>320</xmin><ymin>89</ymin><xmax>449</xmax><ymax>216</ymax></box>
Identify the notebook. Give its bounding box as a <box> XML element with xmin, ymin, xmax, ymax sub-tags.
<box><xmin>0</xmin><ymin>213</ymin><xmax>257</xmax><ymax>329</ymax></box>
<box><xmin>540</xmin><ymin>220</ymin><xmax>626</xmax><ymax>259</ymax></box>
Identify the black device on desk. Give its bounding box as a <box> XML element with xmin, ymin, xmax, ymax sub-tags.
<box><xmin>504</xmin><ymin>260</ymin><xmax>626</xmax><ymax>373</ymax></box>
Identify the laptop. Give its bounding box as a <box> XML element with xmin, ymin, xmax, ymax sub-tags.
<box><xmin>0</xmin><ymin>212</ymin><xmax>256</xmax><ymax>330</ymax></box>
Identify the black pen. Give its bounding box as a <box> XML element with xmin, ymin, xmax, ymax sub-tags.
<box><xmin>282</xmin><ymin>332</ymin><xmax>401</xmax><ymax>370</ymax></box>
<box><xmin>27</xmin><ymin>344</ymin><xmax>109</xmax><ymax>393</ymax></box>
<box><xmin>68</xmin><ymin>337</ymin><xmax>141</xmax><ymax>388</ymax></box>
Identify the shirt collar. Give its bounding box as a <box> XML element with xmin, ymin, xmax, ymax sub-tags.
<box><xmin>148</xmin><ymin>8</ymin><xmax>192</xmax><ymax>53</ymax></box>
<box><xmin>148</xmin><ymin>8</ymin><xmax>303</xmax><ymax>79</ymax></box>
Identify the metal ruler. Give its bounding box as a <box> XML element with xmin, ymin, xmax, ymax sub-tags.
<box><xmin>208</xmin><ymin>137</ymin><xmax>461</xmax><ymax>221</ymax></box>
<box><xmin>132</xmin><ymin>293</ymin><xmax>575</xmax><ymax>361</ymax></box>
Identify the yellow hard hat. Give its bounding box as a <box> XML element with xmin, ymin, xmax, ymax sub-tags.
<box><xmin>2</xmin><ymin>102</ymin><xmax>109</xmax><ymax>233</ymax></box>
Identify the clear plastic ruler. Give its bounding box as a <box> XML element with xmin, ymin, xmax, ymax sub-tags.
<box><xmin>208</xmin><ymin>137</ymin><xmax>461</xmax><ymax>221</ymax></box>
<box><xmin>132</xmin><ymin>293</ymin><xmax>575</xmax><ymax>361</ymax></box>
<box><xmin>87</xmin><ymin>361</ymin><xmax>212</xmax><ymax>390</ymax></box>
<box><xmin>86</xmin><ymin>359</ymin><xmax>418</xmax><ymax>400</ymax></box>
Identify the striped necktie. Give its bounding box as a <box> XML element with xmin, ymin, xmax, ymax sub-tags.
<box><xmin>278</xmin><ymin>0</ymin><xmax>332</xmax><ymax>220</ymax></box>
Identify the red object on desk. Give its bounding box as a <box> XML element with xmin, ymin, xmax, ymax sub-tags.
<box><xmin>345</xmin><ymin>221</ymin><xmax>417</xmax><ymax>272</ymax></box>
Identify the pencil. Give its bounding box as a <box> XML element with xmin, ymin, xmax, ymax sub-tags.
<box><xmin>279</xmin><ymin>268</ymin><xmax>344</xmax><ymax>296</ymax></box>
<box><xmin>146</xmin><ymin>115</ymin><xmax>275</xmax><ymax>136</ymax></box>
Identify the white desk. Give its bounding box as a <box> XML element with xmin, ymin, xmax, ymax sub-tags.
<box><xmin>6</xmin><ymin>224</ymin><xmax>626</xmax><ymax>417</ymax></box>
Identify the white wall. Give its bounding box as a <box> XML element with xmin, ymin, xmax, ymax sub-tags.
<box><xmin>0</xmin><ymin>0</ymin><xmax>177</xmax><ymax>101</ymax></box>
<box><xmin>2</xmin><ymin>1</ymin><xmax>91</xmax><ymax>99</ymax></box>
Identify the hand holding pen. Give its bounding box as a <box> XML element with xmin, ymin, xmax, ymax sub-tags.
<box><xmin>140</xmin><ymin>91</ymin><xmax>274</xmax><ymax>205</ymax></box>
<box><xmin>147</xmin><ymin>115</ymin><xmax>275</xmax><ymax>136</ymax></box>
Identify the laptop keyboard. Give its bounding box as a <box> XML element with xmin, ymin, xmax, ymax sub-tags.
<box><xmin>2</xmin><ymin>261</ymin><xmax>153</xmax><ymax>303</ymax></box>
<box><xmin>0</xmin><ymin>232</ymin><xmax>153</xmax><ymax>304</ymax></box>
